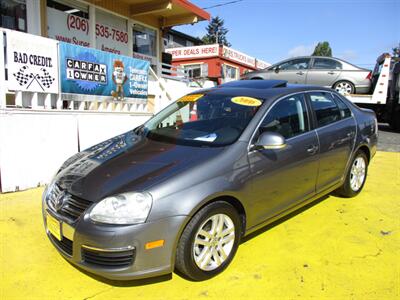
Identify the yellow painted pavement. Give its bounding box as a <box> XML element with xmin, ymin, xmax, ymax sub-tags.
<box><xmin>1</xmin><ymin>151</ymin><xmax>399</xmax><ymax>300</ymax></box>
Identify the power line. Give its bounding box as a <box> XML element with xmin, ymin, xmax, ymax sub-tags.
<box><xmin>202</xmin><ymin>0</ymin><xmax>244</xmax><ymax>10</ymax></box>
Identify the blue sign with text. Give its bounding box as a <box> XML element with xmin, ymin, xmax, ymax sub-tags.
<box><xmin>59</xmin><ymin>42</ymin><xmax>149</xmax><ymax>100</ymax></box>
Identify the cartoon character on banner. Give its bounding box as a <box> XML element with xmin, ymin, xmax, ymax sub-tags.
<box><xmin>111</xmin><ymin>60</ymin><xmax>127</xmax><ymax>100</ymax></box>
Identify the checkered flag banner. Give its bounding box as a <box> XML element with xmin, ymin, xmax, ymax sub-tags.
<box><xmin>37</xmin><ymin>68</ymin><xmax>55</xmax><ymax>89</ymax></box>
<box><xmin>13</xmin><ymin>66</ymin><xmax>32</xmax><ymax>86</ymax></box>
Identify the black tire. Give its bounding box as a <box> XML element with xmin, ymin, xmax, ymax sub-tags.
<box><xmin>336</xmin><ymin>150</ymin><xmax>368</xmax><ymax>197</ymax></box>
<box><xmin>175</xmin><ymin>201</ymin><xmax>241</xmax><ymax>281</ymax></box>
<box><xmin>333</xmin><ymin>80</ymin><xmax>355</xmax><ymax>95</ymax></box>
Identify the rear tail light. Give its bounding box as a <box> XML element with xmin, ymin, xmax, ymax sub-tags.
<box><xmin>366</xmin><ymin>71</ymin><xmax>372</xmax><ymax>80</ymax></box>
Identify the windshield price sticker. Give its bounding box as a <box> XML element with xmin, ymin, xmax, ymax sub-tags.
<box><xmin>178</xmin><ymin>94</ymin><xmax>204</xmax><ymax>102</ymax></box>
<box><xmin>231</xmin><ymin>96</ymin><xmax>262</xmax><ymax>107</ymax></box>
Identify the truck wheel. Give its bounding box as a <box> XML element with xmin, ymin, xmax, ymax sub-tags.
<box><xmin>336</xmin><ymin>150</ymin><xmax>368</xmax><ymax>198</ymax></box>
<box><xmin>175</xmin><ymin>201</ymin><xmax>241</xmax><ymax>281</ymax></box>
<box><xmin>333</xmin><ymin>81</ymin><xmax>355</xmax><ymax>95</ymax></box>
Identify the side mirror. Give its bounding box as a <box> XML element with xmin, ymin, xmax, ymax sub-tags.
<box><xmin>274</xmin><ymin>66</ymin><xmax>280</xmax><ymax>73</ymax></box>
<box><xmin>253</xmin><ymin>132</ymin><xmax>286</xmax><ymax>150</ymax></box>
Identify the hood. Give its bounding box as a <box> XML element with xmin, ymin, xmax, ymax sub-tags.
<box><xmin>55</xmin><ymin>131</ymin><xmax>224</xmax><ymax>202</ymax></box>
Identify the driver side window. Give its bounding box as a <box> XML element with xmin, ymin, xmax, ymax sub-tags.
<box><xmin>259</xmin><ymin>94</ymin><xmax>309</xmax><ymax>139</ymax></box>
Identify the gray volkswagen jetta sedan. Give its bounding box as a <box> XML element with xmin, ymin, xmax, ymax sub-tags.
<box><xmin>42</xmin><ymin>80</ymin><xmax>377</xmax><ymax>281</ymax></box>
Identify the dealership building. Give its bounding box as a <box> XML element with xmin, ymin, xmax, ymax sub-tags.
<box><xmin>1</xmin><ymin>0</ymin><xmax>209</xmax><ymax>73</ymax></box>
<box><xmin>166</xmin><ymin>44</ymin><xmax>270</xmax><ymax>84</ymax></box>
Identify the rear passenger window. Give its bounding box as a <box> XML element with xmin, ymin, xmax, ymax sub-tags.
<box><xmin>332</xmin><ymin>94</ymin><xmax>352</xmax><ymax>119</ymax></box>
<box><xmin>260</xmin><ymin>94</ymin><xmax>309</xmax><ymax>139</ymax></box>
<box><xmin>309</xmin><ymin>92</ymin><xmax>341</xmax><ymax>127</ymax></box>
<box><xmin>312</xmin><ymin>58</ymin><xmax>342</xmax><ymax>70</ymax></box>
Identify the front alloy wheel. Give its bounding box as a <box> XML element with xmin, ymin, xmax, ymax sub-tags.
<box><xmin>193</xmin><ymin>214</ymin><xmax>235</xmax><ymax>271</ymax></box>
<box><xmin>175</xmin><ymin>201</ymin><xmax>241</xmax><ymax>281</ymax></box>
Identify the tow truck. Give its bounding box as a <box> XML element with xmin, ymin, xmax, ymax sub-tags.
<box><xmin>345</xmin><ymin>53</ymin><xmax>400</xmax><ymax>131</ymax></box>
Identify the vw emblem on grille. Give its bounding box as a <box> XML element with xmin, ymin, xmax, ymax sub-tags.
<box><xmin>54</xmin><ymin>192</ymin><xmax>68</xmax><ymax>211</ymax></box>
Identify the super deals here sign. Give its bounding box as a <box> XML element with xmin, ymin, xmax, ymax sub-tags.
<box><xmin>59</xmin><ymin>43</ymin><xmax>150</xmax><ymax>100</ymax></box>
<box><xmin>6</xmin><ymin>30</ymin><xmax>59</xmax><ymax>93</ymax></box>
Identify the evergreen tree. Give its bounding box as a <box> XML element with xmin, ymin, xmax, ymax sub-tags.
<box><xmin>312</xmin><ymin>41</ymin><xmax>333</xmax><ymax>57</ymax></box>
<box><xmin>202</xmin><ymin>16</ymin><xmax>231</xmax><ymax>47</ymax></box>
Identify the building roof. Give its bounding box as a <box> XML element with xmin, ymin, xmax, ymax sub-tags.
<box><xmin>122</xmin><ymin>0</ymin><xmax>210</xmax><ymax>27</ymax></box>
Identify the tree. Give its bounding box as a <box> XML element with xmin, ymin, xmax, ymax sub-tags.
<box><xmin>202</xmin><ymin>16</ymin><xmax>231</xmax><ymax>47</ymax></box>
<box><xmin>392</xmin><ymin>43</ymin><xmax>400</xmax><ymax>58</ymax></box>
<box><xmin>312</xmin><ymin>41</ymin><xmax>333</xmax><ymax>57</ymax></box>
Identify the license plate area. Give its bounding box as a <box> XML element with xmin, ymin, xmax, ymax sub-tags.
<box><xmin>46</xmin><ymin>212</ymin><xmax>61</xmax><ymax>241</ymax></box>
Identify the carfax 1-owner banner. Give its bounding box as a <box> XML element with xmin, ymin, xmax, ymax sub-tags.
<box><xmin>59</xmin><ymin>42</ymin><xmax>150</xmax><ymax>101</ymax></box>
<box><xmin>6</xmin><ymin>30</ymin><xmax>59</xmax><ymax>93</ymax></box>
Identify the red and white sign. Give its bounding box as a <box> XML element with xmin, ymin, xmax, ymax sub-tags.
<box><xmin>222</xmin><ymin>46</ymin><xmax>255</xmax><ymax>68</ymax></box>
<box><xmin>166</xmin><ymin>44</ymin><xmax>219</xmax><ymax>59</ymax></box>
<box><xmin>47</xmin><ymin>7</ymin><xmax>91</xmax><ymax>47</ymax></box>
<box><xmin>256</xmin><ymin>59</ymin><xmax>271</xmax><ymax>70</ymax></box>
<box><xmin>47</xmin><ymin>7</ymin><xmax>129</xmax><ymax>55</ymax></box>
<box><xmin>95</xmin><ymin>10</ymin><xmax>129</xmax><ymax>55</ymax></box>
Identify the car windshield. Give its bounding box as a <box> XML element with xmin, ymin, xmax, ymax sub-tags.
<box><xmin>142</xmin><ymin>93</ymin><xmax>264</xmax><ymax>147</ymax></box>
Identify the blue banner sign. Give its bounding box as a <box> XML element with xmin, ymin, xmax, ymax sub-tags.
<box><xmin>59</xmin><ymin>42</ymin><xmax>149</xmax><ymax>100</ymax></box>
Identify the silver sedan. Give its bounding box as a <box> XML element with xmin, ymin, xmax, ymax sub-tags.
<box><xmin>243</xmin><ymin>56</ymin><xmax>371</xmax><ymax>94</ymax></box>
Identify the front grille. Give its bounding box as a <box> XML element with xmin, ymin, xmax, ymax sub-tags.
<box><xmin>49</xmin><ymin>234</ymin><xmax>73</xmax><ymax>256</ymax></box>
<box><xmin>82</xmin><ymin>248</ymin><xmax>135</xmax><ymax>269</ymax></box>
<box><xmin>47</xmin><ymin>184</ymin><xmax>92</xmax><ymax>222</ymax></box>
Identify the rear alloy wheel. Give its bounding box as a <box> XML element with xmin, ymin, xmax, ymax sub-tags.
<box><xmin>175</xmin><ymin>201</ymin><xmax>241</xmax><ymax>281</ymax></box>
<box><xmin>333</xmin><ymin>81</ymin><xmax>355</xmax><ymax>95</ymax></box>
<box><xmin>336</xmin><ymin>150</ymin><xmax>368</xmax><ymax>197</ymax></box>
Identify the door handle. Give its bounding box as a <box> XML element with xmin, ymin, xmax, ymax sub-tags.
<box><xmin>328</xmin><ymin>71</ymin><xmax>335</xmax><ymax>75</ymax></box>
<box><xmin>307</xmin><ymin>145</ymin><xmax>319</xmax><ymax>155</ymax></box>
<box><xmin>296</xmin><ymin>71</ymin><xmax>304</xmax><ymax>75</ymax></box>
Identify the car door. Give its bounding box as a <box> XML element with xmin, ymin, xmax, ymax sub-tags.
<box><xmin>247</xmin><ymin>93</ymin><xmax>319</xmax><ymax>226</ymax></box>
<box><xmin>268</xmin><ymin>58</ymin><xmax>311</xmax><ymax>84</ymax></box>
<box><xmin>306</xmin><ymin>91</ymin><xmax>356</xmax><ymax>192</ymax></box>
<box><xmin>307</xmin><ymin>58</ymin><xmax>343</xmax><ymax>87</ymax></box>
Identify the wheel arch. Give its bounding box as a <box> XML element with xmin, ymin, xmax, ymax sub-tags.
<box><xmin>188</xmin><ymin>195</ymin><xmax>247</xmax><ymax>236</ymax></box>
<box><xmin>356</xmin><ymin>144</ymin><xmax>371</xmax><ymax>164</ymax></box>
<box><xmin>332</xmin><ymin>79</ymin><xmax>356</xmax><ymax>89</ymax></box>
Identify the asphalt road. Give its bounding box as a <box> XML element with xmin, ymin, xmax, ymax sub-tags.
<box><xmin>378</xmin><ymin>123</ymin><xmax>400</xmax><ymax>152</ymax></box>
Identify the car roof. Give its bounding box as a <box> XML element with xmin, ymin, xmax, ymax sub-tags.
<box><xmin>193</xmin><ymin>80</ymin><xmax>334</xmax><ymax>100</ymax></box>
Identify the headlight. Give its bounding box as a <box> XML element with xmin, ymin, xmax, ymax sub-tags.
<box><xmin>89</xmin><ymin>192</ymin><xmax>153</xmax><ymax>225</ymax></box>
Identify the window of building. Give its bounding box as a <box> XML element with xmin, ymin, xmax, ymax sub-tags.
<box><xmin>184</xmin><ymin>64</ymin><xmax>202</xmax><ymax>78</ymax></box>
<box><xmin>260</xmin><ymin>94</ymin><xmax>309</xmax><ymax>139</ymax></box>
<box><xmin>0</xmin><ymin>0</ymin><xmax>27</xmax><ymax>32</ymax></box>
<box><xmin>47</xmin><ymin>0</ymin><xmax>89</xmax><ymax>18</ymax></box>
<box><xmin>309</xmin><ymin>92</ymin><xmax>341</xmax><ymax>127</ymax></box>
<box><xmin>133</xmin><ymin>24</ymin><xmax>157</xmax><ymax>58</ymax></box>
<box><xmin>46</xmin><ymin>0</ymin><xmax>90</xmax><ymax>47</ymax></box>
<box><xmin>223</xmin><ymin>64</ymin><xmax>239</xmax><ymax>81</ymax></box>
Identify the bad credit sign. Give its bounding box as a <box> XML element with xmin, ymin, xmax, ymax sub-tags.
<box><xmin>166</xmin><ymin>44</ymin><xmax>219</xmax><ymax>59</ymax></box>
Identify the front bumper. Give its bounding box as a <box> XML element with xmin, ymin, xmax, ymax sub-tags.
<box><xmin>42</xmin><ymin>197</ymin><xmax>187</xmax><ymax>280</ymax></box>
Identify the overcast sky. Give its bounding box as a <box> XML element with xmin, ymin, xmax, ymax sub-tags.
<box><xmin>177</xmin><ymin>0</ymin><xmax>399</xmax><ymax>68</ymax></box>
